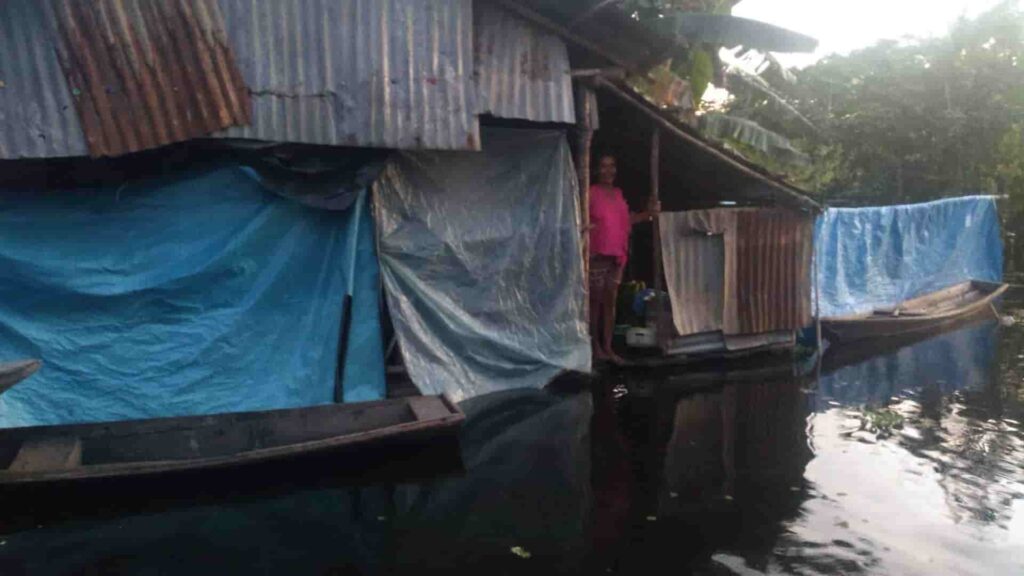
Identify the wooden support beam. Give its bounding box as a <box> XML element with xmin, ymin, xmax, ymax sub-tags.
<box><xmin>649</xmin><ymin>128</ymin><xmax>668</xmax><ymax>351</ymax></box>
<box><xmin>575</xmin><ymin>85</ymin><xmax>597</xmax><ymax>290</ymax></box>
<box><xmin>570</xmin><ymin>67</ymin><xmax>627</xmax><ymax>80</ymax></box>
<box><xmin>814</xmin><ymin>244</ymin><xmax>822</xmax><ymax>353</ymax></box>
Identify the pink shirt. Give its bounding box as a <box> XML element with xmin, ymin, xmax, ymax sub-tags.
<box><xmin>589</xmin><ymin>184</ymin><xmax>630</xmax><ymax>267</ymax></box>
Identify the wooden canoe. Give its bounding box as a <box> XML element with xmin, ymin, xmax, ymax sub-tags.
<box><xmin>822</xmin><ymin>280</ymin><xmax>1008</xmax><ymax>344</ymax></box>
<box><xmin>0</xmin><ymin>359</ymin><xmax>41</xmax><ymax>395</ymax></box>
<box><xmin>0</xmin><ymin>395</ymin><xmax>464</xmax><ymax>486</ymax></box>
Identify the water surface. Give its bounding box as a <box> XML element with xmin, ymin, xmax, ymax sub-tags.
<box><xmin>3</xmin><ymin>296</ymin><xmax>1024</xmax><ymax>575</ymax></box>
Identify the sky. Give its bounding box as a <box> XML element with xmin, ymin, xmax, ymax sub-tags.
<box><xmin>733</xmin><ymin>0</ymin><xmax>1007</xmax><ymax>67</ymax></box>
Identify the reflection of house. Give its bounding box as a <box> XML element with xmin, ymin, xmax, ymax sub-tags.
<box><xmin>659</xmin><ymin>372</ymin><xmax>814</xmax><ymax>554</ymax></box>
<box><xmin>660</xmin><ymin>370</ymin><xmax>813</xmax><ymax>507</ymax></box>
<box><xmin>0</xmin><ymin>0</ymin><xmax>820</xmax><ymax>425</ymax></box>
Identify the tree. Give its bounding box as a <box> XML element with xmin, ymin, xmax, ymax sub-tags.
<box><xmin>726</xmin><ymin>1</ymin><xmax>1024</xmax><ymax>215</ymax></box>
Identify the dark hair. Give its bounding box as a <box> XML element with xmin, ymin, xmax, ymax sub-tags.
<box><xmin>595</xmin><ymin>152</ymin><xmax>616</xmax><ymax>163</ymax></box>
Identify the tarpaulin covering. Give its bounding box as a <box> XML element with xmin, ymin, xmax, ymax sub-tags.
<box><xmin>659</xmin><ymin>208</ymin><xmax>814</xmax><ymax>338</ymax></box>
<box><xmin>0</xmin><ymin>165</ymin><xmax>384</xmax><ymax>428</ymax></box>
<box><xmin>659</xmin><ymin>210</ymin><xmax>734</xmax><ymax>336</ymax></box>
<box><xmin>375</xmin><ymin>128</ymin><xmax>589</xmax><ymax>402</ymax></box>
<box><xmin>815</xmin><ymin>196</ymin><xmax>1003</xmax><ymax>318</ymax></box>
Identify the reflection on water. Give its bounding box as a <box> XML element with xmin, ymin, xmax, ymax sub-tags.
<box><xmin>4</xmin><ymin>299</ymin><xmax>1024</xmax><ymax>574</ymax></box>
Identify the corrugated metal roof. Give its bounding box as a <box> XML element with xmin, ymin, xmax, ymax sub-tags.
<box><xmin>0</xmin><ymin>0</ymin><xmax>480</xmax><ymax>158</ymax></box>
<box><xmin>48</xmin><ymin>0</ymin><xmax>250</xmax><ymax>157</ymax></box>
<box><xmin>474</xmin><ymin>3</ymin><xmax>574</xmax><ymax>124</ymax></box>
<box><xmin>488</xmin><ymin>0</ymin><xmax>681</xmax><ymax>72</ymax></box>
<box><xmin>0</xmin><ymin>0</ymin><xmax>88</xmax><ymax>158</ymax></box>
<box><xmin>213</xmin><ymin>0</ymin><xmax>480</xmax><ymax>151</ymax></box>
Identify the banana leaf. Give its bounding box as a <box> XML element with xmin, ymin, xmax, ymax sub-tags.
<box><xmin>659</xmin><ymin>13</ymin><xmax>818</xmax><ymax>53</ymax></box>
<box><xmin>699</xmin><ymin>113</ymin><xmax>809</xmax><ymax>166</ymax></box>
<box><xmin>688</xmin><ymin>48</ymin><xmax>715</xmax><ymax>104</ymax></box>
<box><xmin>726</xmin><ymin>66</ymin><xmax>817</xmax><ymax>133</ymax></box>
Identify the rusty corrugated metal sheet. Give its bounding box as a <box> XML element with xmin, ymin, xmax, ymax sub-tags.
<box><xmin>735</xmin><ymin>209</ymin><xmax>814</xmax><ymax>334</ymax></box>
<box><xmin>0</xmin><ymin>0</ymin><xmax>88</xmax><ymax>158</ymax></box>
<box><xmin>0</xmin><ymin>0</ymin><xmax>479</xmax><ymax>158</ymax></box>
<box><xmin>214</xmin><ymin>0</ymin><xmax>480</xmax><ymax>151</ymax></box>
<box><xmin>48</xmin><ymin>0</ymin><xmax>250</xmax><ymax>158</ymax></box>
<box><xmin>474</xmin><ymin>3</ymin><xmax>574</xmax><ymax>124</ymax></box>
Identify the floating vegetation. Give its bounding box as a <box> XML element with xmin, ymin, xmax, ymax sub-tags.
<box><xmin>841</xmin><ymin>406</ymin><xmax>906</xmax><ymax>440</ymax></box>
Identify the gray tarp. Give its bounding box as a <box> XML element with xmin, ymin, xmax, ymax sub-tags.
<box><xmin>375</xmin><ymin>128</ymin><xmax>589</xmax><ymax>401</ymax></box>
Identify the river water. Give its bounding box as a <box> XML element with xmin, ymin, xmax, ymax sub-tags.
<box><xmin>3</xmin><ymin>294</ymin><xmax>1024</xmax><ymax>574</ymax></box>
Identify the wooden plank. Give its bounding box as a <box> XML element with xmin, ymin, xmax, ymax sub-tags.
<box><xmin>408</xmin><ymin>396</ymin><xmax>452</xmax><ymax>423</ymax></box>
<box><xmin>650</xmin><ymin>127</ymin><xmax>668</xmax><ymax>352</ymax></box>
<box><xmin>10</xmin><ymin>436</ymin><xmax>81</xmax><ymax>472</ymax></box>
<box><xmin>0</xmin><ymin>359</ymin><xmax>41</xmax><ymax>395</ymax></box>
<box><xmin>575</xmin><ymin>83</ymin><xmax>596</xmax><ymax>311</ymax></box>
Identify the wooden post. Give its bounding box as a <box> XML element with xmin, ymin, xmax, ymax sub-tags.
<box><xmin>575</xmin><ymin>84</ymin><xmax>596</xmax><ymax>283</ymax></box>
<box><xmin>650</xmin><ymin>127</ymin><xmax>666</xmax><ymax>351</ymax></box>
<box><xmin>816</xmin><ymin>190</ymin><xmax>828</xmax><ymax>358</ymax></box>
<box><xmin>814</xmin><ymin>234</ymin><xmax>823</xmax><ymax>355</ymax></box>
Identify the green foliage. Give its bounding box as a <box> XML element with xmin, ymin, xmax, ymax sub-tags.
<box><xmin>688</xmin><ymin>48</ymin><xmax>715</xmax><ymax>104</ymax></box>
<box><xmin>724</xmin><ymin>1</ymin><xmax>1024</xmax><ymax>212</ymax></box>
<box><xmin>623</xmin><ymin>0</ymin><xmax>739</xmax><ymax>104</ymax></box>
<box><xmin>859</xmin><ymin>406</ymin><xmax>905</xmax><ymax>438</ymax></box>
<box><xmin>700</xmin><ymin>112</ymin><xmax>808</xmax><ymax>165</ymax></box>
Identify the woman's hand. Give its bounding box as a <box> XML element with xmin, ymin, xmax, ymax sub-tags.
<box><xmin>630</xmin><ymin>199</ymin><xmax>662</xmax><ymax>225</ymax></box>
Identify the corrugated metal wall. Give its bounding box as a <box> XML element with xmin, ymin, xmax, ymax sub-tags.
<box><xmin>474</xmin><ymin>2</ymin><xmax>575</xmax><ymax>124</ymax></box>
<box><xmin>48</xmin><ymin>0</ymin><xmax>251</xmax><ymax>158</ymax></box>
<box><xmin>214</xmin><ymin>0</ymin><xmax>480</xmax><ymax>150</ymax></box>
<box><xmin>735</xmin><ymin>210</ymin><xmax>813</xmax><ymax>334</ymax></box>
<box><xmin>660</xmin><ymin>208</ymin><xmax>813</xmax><ymax>337</ymax></box>
<box><xmin>0</xmin><ymin>0</ymin><xmax>88</xmax><ymax>158</ymax></box>
<box><xmin>0</xmin><ymin>0</ymin><xmax>580</xmax><ymax>159</ymax></box>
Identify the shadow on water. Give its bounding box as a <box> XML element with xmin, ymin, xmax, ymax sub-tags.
<box><xmin>4</xmin><ymin>295</ymin><xmax>1024</xmax><ymax>574</ymax></box>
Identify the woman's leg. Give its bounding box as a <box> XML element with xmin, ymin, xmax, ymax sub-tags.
<box><xmin>598</xmin><ymin>272</ymin><xmax>622</xmax><ymax>362</ymax></box>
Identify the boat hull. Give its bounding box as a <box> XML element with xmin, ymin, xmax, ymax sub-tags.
<box><xmin>0</xmin><ymin>395</ymin><xmax>464</xmax><ymax>486</ymax></box>
<box><xmin>0</xmin><ymin>395</ymin><xmax>465</xmax><ymax>531</ymax></box>
<box><xmin>822</xmin><ymin>281</ymin><xmax>1008</xmax><ymax>344</ymax></box>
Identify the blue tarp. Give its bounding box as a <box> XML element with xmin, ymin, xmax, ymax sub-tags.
<box><xmin>816</xmin><ymin>196</ymin><xmax>1003</xmax><ymax>318</ymax></box>
<box><xmin>0</xmin><ymin>164</ymin><xmax>384</xmax><ymax>428</ymax></box>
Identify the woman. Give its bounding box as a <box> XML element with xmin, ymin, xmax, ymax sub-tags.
<box><xmin>588</xmin><ymin>154</ymin><xmax>659</xmax><ymax>365</ymax></box>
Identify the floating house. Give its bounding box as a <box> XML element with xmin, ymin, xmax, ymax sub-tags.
<box><xmin>0</xmin><ymin>0</ymin><xmax>822</xmax><ymax>428</ymax></box>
